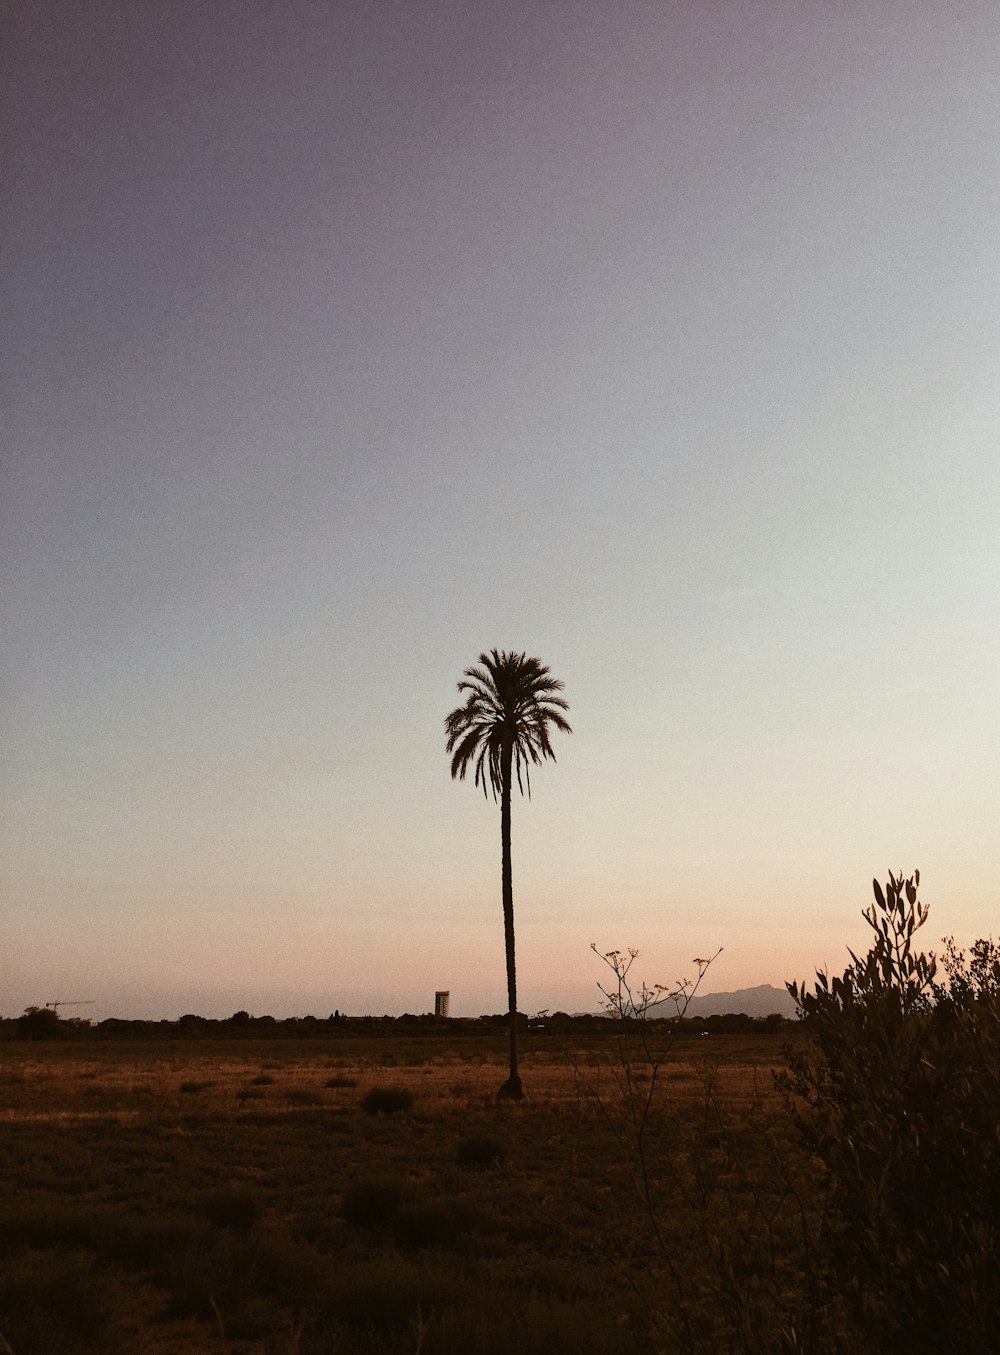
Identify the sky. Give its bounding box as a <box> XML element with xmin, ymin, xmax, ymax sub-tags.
<box><xmin>4</xmin><ymin>1</ymin><xmax>998</xmax><ymax>1020</ymax></box>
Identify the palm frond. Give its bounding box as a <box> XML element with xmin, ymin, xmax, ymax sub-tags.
<box><xmin>444</xmin><ymin>648</ymin><xmax>572</xmax><ymax>801</ymax></box>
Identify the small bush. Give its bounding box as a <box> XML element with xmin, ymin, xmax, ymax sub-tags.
<box><xmin>0</xmin><ymin>1200</ymin><xmax>105</xmax><ymax>1251</ymax></box>
<box><xmin>252</xmin><ymin>1228</ymin><xmax>328</xmax><ymax>1307</ymax></box>
<box><xmin>235</xmin><ymin>1110</ymin><xmax>278</xmax><ymax>1126</ymax></box>
<box><xmin>392</xmin><ymin>1198</ymin><xmax>473</xmax><ymax>1250</ymax></box>
<box><xmin>361</xmin><ymin>1086</ymin><xmax>413</xmax><ymax>1116</ymax></box>
<box><xmin>250</xmin><ymin>1073</ymin><xmax>276</xmax><ymax>1086</ymax></box>
<box><xmin>341</xmin><ymin>1177</ymin><xmax>406</xmax><ymax>1227</ymax></box>
<box><xmin>319</xmin><ymin>1255</ymin><xmax>450</xmax><ymax>1332</ymax></box>
<box><xmin>199</xmin><ymin>1185</ymin><xmax>264</xmax><ymax>1232</ymax></box>
<box><xmin>456</xmin><ymin>1135</ymin><xmax>506</xmax><ymax>1170</ymax></box>
<box><xmin>178</xmin><ymin>1080</ymin><xmax>215</xmax><ymax>1094</ymax></box>
<box><xmin>284</xmin><ymin>1088</ymin><xmax>323</xmax><ymax>1106</ymax></box>
<box><xmin>449</xmin><ymin>1080</ymin><xmax>474</xmax><ymax>1096</ymax></box>
<box><xmin>324</xmin><ymin>1074</ymin><xmax>359</xmax><ymax>1088</ymax></box>
<box><xmin>0</xmin><ymin>1250</ymin><xmax>129</xmax><ymax>1354</ymax></box>
<box><xmin>107</xmin><ymin>1210</ymin><xmax>210</xmax><ymax>1270</ymax></box>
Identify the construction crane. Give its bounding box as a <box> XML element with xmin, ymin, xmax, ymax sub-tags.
<box><xmin>44</xmin><ymin>1000</ymin><xmax>95</xmax><ymax>1015</ymax></box>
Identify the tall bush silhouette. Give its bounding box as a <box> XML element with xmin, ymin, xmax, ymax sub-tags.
<box><xmin>784</xmin><ymin>870</ymin><xmax>1000</xmax><ymax>1350</ymax></box>
<box><xmin>17</xmin><ymin>1006</ymin><xmax>64</xmax><ymax>1040</ymax></box>
<box><xmin>445</xmin><ymin>649</ymin><xmax>571</xmax><ymax>1099</ymax></box>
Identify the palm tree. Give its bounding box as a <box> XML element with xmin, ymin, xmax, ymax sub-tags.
<box><xmin>445</xmin><ymin>649</ymin><xmax>571</xmax><ymax>1099</ymax></box>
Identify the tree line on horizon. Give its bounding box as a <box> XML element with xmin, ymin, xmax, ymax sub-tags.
<box><xmin>5</xmin><ymin>1005</ymin><xmax>795</xmax><ymax>1042</ymax></box>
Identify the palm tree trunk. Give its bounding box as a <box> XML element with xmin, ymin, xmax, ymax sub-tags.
<box><xmin>496</xmin><ymin>735</ymin><xmax>523</xmax><ymax>1100</ymax></box>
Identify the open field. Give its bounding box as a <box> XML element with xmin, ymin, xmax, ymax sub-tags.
<box><xmin>0</xmin><ymin>1028</ymin><xmax>824</xmax><ymax>1354</ymax></box>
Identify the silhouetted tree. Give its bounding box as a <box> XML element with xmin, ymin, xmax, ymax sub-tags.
<box><xmin>445</xmin><ymin>649</ymin><xmax>571</xmax><ymax>1099</ymax></box>
<box><xmin>18</xmin><ymin>1006</ymin><xmax>63</xmax><ymax>1040</ymax></box>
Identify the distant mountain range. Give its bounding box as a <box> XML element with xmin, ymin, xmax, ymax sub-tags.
<box><xmin>681</xmin><ymin>984</ymin><xmax>798</xmax><ymax>1019</ymax></box>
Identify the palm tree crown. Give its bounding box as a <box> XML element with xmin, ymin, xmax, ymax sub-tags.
<box><xmin>445</xmin><ymin>649</ymin><xmax>572</xmax><ymax>797</ymax></box>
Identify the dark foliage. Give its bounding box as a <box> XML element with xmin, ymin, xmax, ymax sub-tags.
<box><xmin>341</xmin><ymin>1177</ymin><xmax>406</xmax><ymax>1227</ymax></box>
<box><xmin>17</xmin><ymin>1007</ymin><xmax>64</xmax><ymax>1040</ymax></box>
<box><xmin>455</xmin><ymin>1135</ymin><xmax>507</xmax><ymax>1169</ymax></box>
<box><xmin>392</xmin><ymin>1197</ymin><xmax>476</xmax><ymax>1249</ymax></box>
<box><xmin>0</xmin><ymin>1250</ymin><xmax>129</xmax><ymax>1354</ymax></box>
<box><xmin>284</xmin><ymin>1088</ymin><xmax>323</xmax><ymax>1106</ymax></box>
<box><xmin>783</xmin><ymin>870</ymin><xmax>1000</xmax><ymax>1351</ymax></box>
<box><xmin>360</xmin><ymin>1085</ymin><xmax>414</xmax><ymax>1116</ymax></box>
<box><xmin>199</xmin><ymin>1184</ymin><xmax>265</xmax><ymax>1232</ymax></box>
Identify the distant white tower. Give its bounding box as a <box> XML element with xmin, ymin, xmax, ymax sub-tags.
<box><xmin>434</xmin><ymin>990</ymin><xmax>450</xmax><ymax>1018</ymax></box>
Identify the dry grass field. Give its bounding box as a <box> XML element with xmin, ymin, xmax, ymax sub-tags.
<box><xmin>1</xmin><ymin>1028</ymin><xmax>823</xmax><ymax>1355</ymax></box>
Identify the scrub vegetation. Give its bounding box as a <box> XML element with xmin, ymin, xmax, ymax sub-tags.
<box><xmin>1</xmin><ymin>872</ymin><xmax>996</xmax><ymax>1354</ymax></box>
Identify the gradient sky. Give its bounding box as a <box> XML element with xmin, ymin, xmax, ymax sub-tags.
<box><xmin>4</xmin><ymin>1</ymin><xmax>998</xmax><ymax>1020</ymax></box>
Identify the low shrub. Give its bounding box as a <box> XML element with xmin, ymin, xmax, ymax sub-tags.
<box><xmin>235</xmin><ymin>1110</ymin><xmax>279</xmax><ymax>1126</ymax></box>
<box><xmin>199</xmin><ymin>1185</ymin><xmax>264</xmax><ymax>1232</ymax></box>
<box><xmin>106</xmin><ymin>1210</ymin><xmax>211</xmax><ymax>1270</ymax></box>
<box><xmin>318</xmin><ymin>1255</ymin><xmax>441</xmax><ymax>1334</ymax></box>
<box><xmin>0</xmin><ymin>1250</ymin><xmax>130</xmax><ymax>1354</ymax></box>
<box><xmin>324</xmin><ymin>1074</ymin><xmax>358</xmax><ymax>1088</ymax></box>
<box><xmin>360</xmin><ymin>1086</ymin><xmax>413</xmax><ymax>1116</ymax></box>
<box><xmin>252</xmin><ymin>1228</ymin><xmax>328</xmax><ymax>1307</ymax></box>
<box><xmin>0</xmin><ymin>1200</ymin><xmax>105</xmax><ymax>1252</ymax></box>
<box><xmin>178</xmin><ymin>1080</ymin><xmax>214</xmax><ymax>1094</ymax></box>
<box><xmin>392</xmin><ymin>1197</ymin><xmax>474</xmax><ymax>1250</ymax></box>
<box><xmin>399</xmin><ymin>1291</ymin><xmax>634</xmax><ymax>1355</ymax></box>
<box><xmin>341</xmin><ymin>1177</ymin><xmax>406</xmax><ymax>1227</ymax></box>
<box><xmin>250</xmin><ymin>1073</ymin><xmax>276</xmax><ymax>1086</ymax></box>
<box><xmin>284</xmin><ymin>1088</ymin><xmax>323</xmax><ymax>1106</ymax></box>
<box><xmin>455</xmin><ymin>1135</ymin><xmax>506</xmax><ymax>1170</ymax></box>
